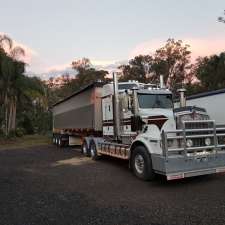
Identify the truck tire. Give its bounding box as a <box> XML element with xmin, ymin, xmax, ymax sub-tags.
<box><xmin>53</xmin><ymin>136</ymin><xmax>56</xmax><ymax>145</ymax></box>
<box><xmin>81</xmin><ymin>140</ymin><xmax>90</xmax><ymax>156</ymax></box>
<box><xmin>131</xmin><ymin>146</ymin><xmax>155</xmax><ymax>181</ymax></box>
<box><xmin>89</xmin><ymin>140</ymin><xmax>100</xmax><ymax>160</ymax></box>
<box><xmin>57</xmin><ymin>135</ymin><xmax>64</xmax><ymax>148</ymax></box>
<box><xmin>55</xmin><ymin>136</ymin><xmax>59</xmax><ymax>146</ymax></box>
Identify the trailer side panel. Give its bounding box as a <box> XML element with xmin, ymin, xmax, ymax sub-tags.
<box><xmin>53</xmin><ymin>84</ymin><xmax>103</xmax><ymax>131</ymax></box>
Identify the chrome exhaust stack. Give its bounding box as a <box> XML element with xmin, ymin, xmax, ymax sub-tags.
<box><xmin>113</xmin><ymin>72</ymin><xmax>121</xmax><ymax>141</ymax></box>
<box><xmin>178</xmin><ymin>88</ymin><xmax>186</xmax><ymax>107</ymax></box>
<box><xmin>160</xmin><ymin>75</ymin><xmax>165</xmax><ymax>89</ymax></box>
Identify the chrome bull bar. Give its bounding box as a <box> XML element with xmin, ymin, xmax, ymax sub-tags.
<box><xmin>161</xmin><ymin>120</ymin><xmax>225</xmax><ymax>159</ymax></box>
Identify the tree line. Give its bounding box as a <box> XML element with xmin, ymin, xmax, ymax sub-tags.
<box><xmin>62</xmin><ymin>39</ymin><xmax>225</xmax><ymax>97</ymax></box>
<box><xmin>0</xmin><ymin>34</ymin><xmax>51</xmax><ymax>137</ymax></box>
<box><xmin>1</xmin><ymin>34</ymin><xmax>225</xmax><ymax>138</ymax></box>
<box><xmin>118</xmin><ymin>39</ymin><xmax>225</xmax><ymax>96</ymax></box>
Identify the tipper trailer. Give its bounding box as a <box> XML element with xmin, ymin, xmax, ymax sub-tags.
<box><xmin>52</xmin><ymin>75</ymin><xmax>225</xmax><ymax>181</ymax></box>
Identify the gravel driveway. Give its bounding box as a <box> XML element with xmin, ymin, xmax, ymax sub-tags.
<box><xmin>0</xmin><ymin>145</ymin><xmax>225</xmax><ymax>225</ymax></box>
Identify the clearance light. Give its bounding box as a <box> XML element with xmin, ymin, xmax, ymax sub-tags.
<box><xmin>216</xmin><ymin>167</ymin><xmax>225</xmax><ymax>173</ymax></box>
<box><xmin>167</xmin><ymin>173</ymin><xmax>184</xmax><ymax>180</ymax></box>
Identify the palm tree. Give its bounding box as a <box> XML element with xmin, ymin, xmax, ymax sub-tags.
<box><xmin>0</xmin><ymin>34</ymin><xmax>12</xmax><ymax>50</ymax></box>
<box><xmin>0</xmin><ymin>34</ymin><xmax>26</xmax><ymax>135</ymax></box>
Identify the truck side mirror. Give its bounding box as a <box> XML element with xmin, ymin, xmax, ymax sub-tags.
<box><xmin>131</xmin><ymin>115</ymin><xmax>143</xmax><ymax>132</ymax></box>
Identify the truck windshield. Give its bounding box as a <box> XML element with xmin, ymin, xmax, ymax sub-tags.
<box><xmin>137</xmin><ymin>93</ymin><xmax>173</xmax><ymax>109</ymax></box>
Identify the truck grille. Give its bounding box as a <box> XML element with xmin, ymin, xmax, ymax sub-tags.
<box><xmin>185</xmin><ymin>121</ymin><xmax>211</xmax><ymax>130</ymax></box>
<box><xmin>162</xmin><ymin>120</ymin><xmax>225</xmax><ymax>158</ymax></box>
<box><xmin>184</xmin><ymin>120</ymin><xmax>214</xmax><ymax>148</ymax></box>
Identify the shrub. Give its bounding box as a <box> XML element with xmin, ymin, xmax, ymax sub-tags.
<box><xmin>0</xmin><ymin>129</ymin><xmax>5</xmax><ymax>138</ymax></box>
<box><xmin>8</xmin><ymin>130</ymin><xmax>16</xmax><ymax>139</ymax></box>
<box><xmin>16</xmin><ymin>127</ymin><xmax>25</xmax><ymax>137</ymax></box>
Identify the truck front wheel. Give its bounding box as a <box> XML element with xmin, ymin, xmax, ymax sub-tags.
<box><xmin>131</xmin><ymin>146</ymin><xmax>155</xmax><ymax>181</ymax></box>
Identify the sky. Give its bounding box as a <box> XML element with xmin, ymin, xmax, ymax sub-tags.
<box><xmin>0</xmin><ymin>0</ymin><xmax>225</xmax><ymax>78</ymax></box>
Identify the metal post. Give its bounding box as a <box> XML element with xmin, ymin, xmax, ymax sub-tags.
<box><xmin>213</xmin><ymin>121</ymin><xmax>218</xmax><ymax>156</ymax></box>
<box><xmin>182</xmin><ymin>122</ymin><xmax>187</xmax><ymax>158</ymax></box>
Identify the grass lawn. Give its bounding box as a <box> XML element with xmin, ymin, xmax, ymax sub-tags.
<box><xmin>0</xmin><ymin>134</ymin><xmax>52</xmax><ymax>150</ymax></box>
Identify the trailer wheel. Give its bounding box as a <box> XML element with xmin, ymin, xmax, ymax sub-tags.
<box><xmin>90</xmin><ymin>140</ymin><xmax>99</xmax><ymax>160</ymax></box>
<box><xmin>81</xmin><ymin>140</ymin><xmax>90</xmax><ymax>156</ymax></box>
<box><xmin>57</xmin><ymin>136</ymin><xmax>64</xmax><ymax>148</ymax></box>
<box><xmin>53</xmin><ymin>136</ymin><xmax>56</xmax><ymax>145</ymax></box>
<box><xmin>55</xmin><ymin>136</ymin><xmax>59</xmax><ymax>145</ymax></box>
<box><xmin>131</xmin><ymin>146</ymin><xmax>155</xmax><ymax>181</ymax></box>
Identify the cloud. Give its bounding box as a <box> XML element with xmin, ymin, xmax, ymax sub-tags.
<box><xmin>186</xmin><ymin>37</ymin><xmax>225</xmax><ymax>60</ymax></box>
<box><xmin>45</xmin><ymin>63</ymin><xmax>71</xmax><ymax>73</ymax></box>
<box><xmin>129</xmin><ymin>39</ymin><xmax>164</xmax><ymax>59</ymax></box>
<box><xmin>130</xmin><ymin>37</ymin><xmax>225</xmax><ymax>61</ymax></box>
<box><xmin>38</xmin><ymin>59</ymin><xmax>127</xmax><ymax>80</ymax></box>
<box><xmin>92</xmin><ymin>59</ymin><xmax>127</xmax><ymax>73</ymax></box>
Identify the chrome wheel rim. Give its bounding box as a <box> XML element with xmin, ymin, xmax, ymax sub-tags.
<box><xmin>82</xmin><ymin>144</ymin><xmax>87</xmax><ymax>154</ymax></box>
<box><xmin>134</xmin><ymin>154</ymin><xmax>145</xmax><ymax>174</ymax></box>
<box><xmin>90</xmin><ymin>145</ymin><xmax>95</xmax><ymax>157</ymax></box>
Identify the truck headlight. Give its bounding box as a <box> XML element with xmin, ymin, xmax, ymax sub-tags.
<box><xmin>205</xmin><ymin>138</ymin><xmax>211</xmax><ymax>146</ymax></box>
<box><xmin>186</xmin><ymin>139</ymin><xmax>193</xmax><ymax>147</ymax></box>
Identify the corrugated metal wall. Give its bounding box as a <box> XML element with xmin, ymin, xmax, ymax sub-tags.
<box><xmin>175</xmin><ymin>92</ymin><xmax>225</xmax><ymax>126</ymax></box>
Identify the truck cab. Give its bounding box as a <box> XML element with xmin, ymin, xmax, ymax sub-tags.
<box><xmin>96</xmin><ymin>77</ymin><xmax>225</xmax><ymax>181</ymax></box>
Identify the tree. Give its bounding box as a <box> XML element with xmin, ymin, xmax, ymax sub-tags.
<box><xmin>71</xmin><ymin>58</ymin><xmax>109</xmax><ymax>88</ymax></box>
<box><xmin>194</xmin><ymin>53</ymin><xmax>225</xmax><ymax>91</ymax></box>
<box><xmin>151</xmin><ymin>39</ymin><xmax>192</xmax><ymax>92</ymax></box>
<box><xmin>72</xmin><ymin>57</ymin><xmax>91</xmax><ymax>73</ymax></box>
<box><xmin>0</xmin><ymin>34</ymin><xmax>12</xmax><ymax>50</ymax></box>
<box><xmin>46</xmin><ymin>58</ymin><xmax>109</xmax><ymax>108</ymax></box>
<box><xmin>0</xmin><ymin>34</ymin><xmax>26</xmax><ymax>135</ymax></box>
<box><xmin>218</xmin><ymin>10</ymin><xmax>225</xmax><ymax>23</ymax></box>
<box><xmin>0</xmin><ymin>56</ymin><xmax>26</xmax><ymax>135</ymax></box>
<box><xmin>0</xmin><ymin>34</ymin><xmax>54</xmax><ymax>136</ymax></box>
<box><xmin>119</xmin><ymin>55</ymin><xmax>153</xmax><ymax>83</ymax></box>
<box><xmin>16</xmin><ymin>76</ymin><xmax>51</xmax><ymax>134</ymax></box>
<box><xmin>119</xmin><ymin>39</ymin><xmax>193</xmax><ymax>93</ymax></box>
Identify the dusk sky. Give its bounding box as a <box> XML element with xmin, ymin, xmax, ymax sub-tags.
<box><xmin>1</xmin><ymin>0</ymin><xmax>225</xmax><ymax>78</ymax></box>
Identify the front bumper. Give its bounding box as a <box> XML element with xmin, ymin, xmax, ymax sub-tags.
<box><xmin>152</xmin><ymin>151</ymin><xmax>225</xmax><ymax>180</ymax></box>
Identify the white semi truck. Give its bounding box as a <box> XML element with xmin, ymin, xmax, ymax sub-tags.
<box><xmin>52</xmin><ymin>74</ymin><xmax>225</xmax><ymax>181</ymax></box>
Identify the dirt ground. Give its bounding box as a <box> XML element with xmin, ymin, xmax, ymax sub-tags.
<box><xmin>0</xmin><ymin>145</ymin><xmax>225</xmax><ymax>225</ymax></box>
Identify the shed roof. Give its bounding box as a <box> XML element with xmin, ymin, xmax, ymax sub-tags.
<box><xmin>186</xmin><ymin>88</ymin><xmax>225</xmax><ymax>100</ymax></box>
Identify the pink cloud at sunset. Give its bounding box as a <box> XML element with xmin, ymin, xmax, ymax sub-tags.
<box><xmin>130</xmin><ymin>37</ymin><xmax>225</xmax><ymax>61</ymax></box>
<box><xmin>3</xmin><ymin>34</ymin><xmax>225</xmax><ymax>80</ymax></box>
